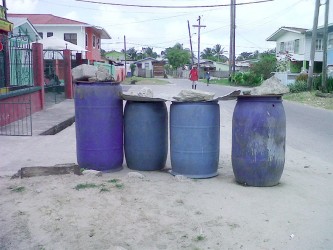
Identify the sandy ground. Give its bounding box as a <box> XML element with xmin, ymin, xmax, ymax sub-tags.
<box><xmin>1</xmin><ymin>85</ymin><xmax>333</xmax><ymax>249</ymax></box>
<box><xmin>1</xmin><ymin>146</ymin><xmax>332</xmax><ymax>250</ymax></box>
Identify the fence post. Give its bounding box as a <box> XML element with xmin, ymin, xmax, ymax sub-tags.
<box><xmin>32</xmin><ymin>43</ymin><xmax>45</xmax><ymax>109</ymax></box>
<box><xmin>63</xmin><ymin>49</ymin><xmax>73</xmax><ymax>99</ymax></box>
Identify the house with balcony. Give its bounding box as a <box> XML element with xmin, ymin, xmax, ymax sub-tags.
<box><xmin>8</xmin><ymin>13</ymin><xmax>111</xmax><ymax>63</ymax></box>
<box><xmin>266</xmin><ymin>24</ymin><xmax>333</xmax><ymax>84</ymax></box>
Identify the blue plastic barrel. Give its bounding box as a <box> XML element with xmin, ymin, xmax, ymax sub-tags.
<box><xmin>170</xmin><ymin>101</ymin><xmax>220</xmax><ymax>178</ymax></box>
<box><xmin>232</xmin><ymin>95</ymin><xmax>286</xmax><ymax>186</ymax></box>
<box><xmin>124</xmin><ymin>101</ymin><xmax>168</xmax><ymax>171</ymax></box>
<box><xmin>74</xmin><ymin>81</ymin><xmax>123</xmax><ymax>171</ymax></box>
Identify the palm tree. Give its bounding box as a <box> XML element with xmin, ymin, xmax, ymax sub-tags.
<box><xmin>212</xmin><ymin>44</ymin><xmax>223</xmax><ymax>62</ymax></box>
<box><xmin>201</xmin><ymin>47</ymin><xmax>214</xmax><ymax>59</ymax></box>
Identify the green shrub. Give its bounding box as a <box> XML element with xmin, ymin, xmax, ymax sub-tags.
<box><xmin>290</xmin><ymin>61</ymin><xmax>302</xmax><ymax>73</ymax></box>
<box><xmin>296</xmin><ymin>73</ymin><xmax>308</xmax><ymax>82</ymax></box>
<box><xmin>231</xmin><ymin>72</ymin><xmax>262</xmax><ymax>86</ymax></box>
<box><xmin>250</xmin><ymin>54</ymin><xmax>276</xmax><ymax>80</ymax></box>
<box><xmin>311</xmin><ymin>75</ymin><xmax>333</xmax><ymax>92</ymax></box>
<box><xmin>312</xmin><ymin>75</ymin><xmax>321</xmax><ymax>90</ymax></box>
<box><xmin>328</xmin><ymin>77</ymin><xmax>333</xmax><ymax>92</ymax></box>
<box><xmin>232</xmin><ymin>72</ymin><xmax>244</xmax><ymax>84</ymax></box>
<box><xmin>288</xmin><ymin>81</ymin><xmax>308</xmax><ymax>93</ymax></box>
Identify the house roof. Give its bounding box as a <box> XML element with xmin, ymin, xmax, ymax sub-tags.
<box><xmin>135</xmin><ymin>57</ymin><xmax>158</xmax><ymax>63</ymax></box>
<box><xmin>8</xmin><ymin>14</ymin><xmax>89</xmax><ymax>25</ymax></box>
<box><xmin>266</xmin><ymin>26</ymin><xmax>307</xmax><ymax>41</ymax></box>
<box><xmin>8</xmin><ymin>13</ymin><xmax>111</xmax><ymax>39</ymax></box>
<box><xmin>306</xmin><ymin>23</ymin><xmax>333</xmax><ymax>35</ymax></box>
<box><xmin>8</xmin><ymin>17</ymin><xmax>41</xmax><ymax>42</ymax></box>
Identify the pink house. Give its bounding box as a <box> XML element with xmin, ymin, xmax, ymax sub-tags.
<box><xmin>8</xmin><ymin>14</ymin><xmax>111</xmax><ymax>62</ymax></box>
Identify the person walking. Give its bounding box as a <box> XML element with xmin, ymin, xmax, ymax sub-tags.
<box><xmin>189</xmin><ymin>65</ymin><xmax>199</xmax><ymax>89</ymax></box>
<box><xmin>205</xmin><ymin>71</ymin><xmax>210</xmax><ymax>86</ymax></box>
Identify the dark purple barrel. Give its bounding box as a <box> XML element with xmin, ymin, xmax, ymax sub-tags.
<box><xmin>74</xmin><ymin>81</ymin><xmax>123</xmax><ymax>171</ymax></box>
<box><xmin>170</xmin><ymin>101</ymin><xmax>220</xmax><ymax>178</ymax></box>
<box><xmin>232</xmin><ymin>95</ymin><xmax>286</xmax><ymax>186</ymax></box>
<box><xmin>124</xmin><ymin>101</ymin><xmax>168</xmax><ymax>171</ymax></box>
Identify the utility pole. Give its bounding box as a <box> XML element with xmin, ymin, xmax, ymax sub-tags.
<box><xmin>229</xmin><ymin>0</ymin><xmax>236</xmax><ymax>78</ymax></box>
<box><xmin>307</xmin><ymin>0</ymin><xmax>320</xmax><ymax>90</ymax></box>
<box><xmin>232</xmin><ymin>0</ymin><xmax>236</xmax><ymax>75</ymax></box>
<box><xmin>322</xmin><ymin>0</ymin><xmax>330</xmax><ymax>93</ymax></box>
<box><xmin>187</xmin><ymin>20</ymin><xmax>194</xmax><ymax>65</ymax></box>
<box><xmin>124</xmin><ymin>35</ymin><xmax>127</xmax><ymax>78</ymax></box>
<box><xmin>193</xmin><ymin>16</ymin><xmax>206</xmax><ymax>78</ymax></box>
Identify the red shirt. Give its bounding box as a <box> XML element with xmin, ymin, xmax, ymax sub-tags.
<box><xmin>189</xmin><ymin>68</ymin><xmax>198</xmax><ymax>81</ymax></box>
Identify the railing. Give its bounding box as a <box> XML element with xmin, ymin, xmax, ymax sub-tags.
<box><xmin>0</xmin><ymin>94</ymin><xmax>32</xmax><ymax>136</ymax></box>
<box><xmin>0</xmin><ymin>33</ymin><xmax>33</xmax><ymax>136</ymax></box>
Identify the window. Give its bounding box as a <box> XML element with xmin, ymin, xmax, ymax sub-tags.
<box><xmin>85</xmin><ymin>33</ymin><xmax>88</xmax><ymax>47</ymax></box>
<box><xmin>328</xmin><ymin>34</ymin><xmax>333</xmax><ymax>49</ymax></box>
<box><xmin>47</xmin><ymin>32</ymin><xmax>53</xmax><ymax>37</ymax></box>
<box><xmin>38</xmin><ymin>32</ymin><xmax>43</xmax><ymax>39</ymax></box>
<box><xmin>315</xmin><ymin>39</ymin><xmax>323</xmax><ymax>51</ymax></box>
<box><xmin>92</xmin><ymin>35</ymin><xmax>96</xmax><ymax>48</ymax></box>
<box><xmin>294</xmin><ymin>39</ymin><xmax>300</xmax><ymax>54</ymax></box>
<box><xmin>97</xmin><ymin>38</ymin><xmax>100</xmax><ymax>49</ymax></box>
<box><xmin>64</xmin><ymin>33</ymin><xmax>77</xmax><ymax>45</ymax></box>
<box><xmin>285</xmin><ymin>41</ymin><xmax>293</xmax><ymax>53</ymax></box>
<box><xmin>280</xmin><ymin>42</ymin><xmax>285</xmax><ymax>52</ymax></box>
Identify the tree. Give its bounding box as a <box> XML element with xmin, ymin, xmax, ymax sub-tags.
<box><xmin>237</xmin><ymin>52</ymin><xmax>253</xmax><ymax>61</ymax></box>
<box><xmin>212</xmin><ymin>44</ymin><xmax>223</xmax><ymax>61</ymax></box>
<box><xmin>164</xmin><ymin>43</ymin><xmax>191</xmax><ymax>69</ymax></box>
<box><xmin>201</xmin><ymin>47</ymin><xmax>214</xmax><ymax>60</ymax></box>
<box><xmin>130</xmin><ymin>63</ymin><xmax>136</xmax><ymax>76</ymax></box>
<box><xmin>126</xmin><ymin>47</ymin><xmax>138</xmax><ymax>60</ymax></box>
<box><xmin>250</xmin><ymin>54</ymin><xmax>277</xmax><ymax>80</ymax></box>
<box><xmin>144</xmin><ymin>47</ymin><xmax>158</xmax><ymax>58</ymax></box>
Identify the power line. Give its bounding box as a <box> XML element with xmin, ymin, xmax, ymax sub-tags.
<box><xmin>75</xmin><ymin>0</ymin><xmax>274</xmax><ymax>8</ymax></box>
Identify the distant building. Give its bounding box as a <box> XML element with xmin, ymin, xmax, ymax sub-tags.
<box><xmin>266</xmin><ymin>25</ymin><xmax>333</xmax><ymax>73</ymax></box>
<box><xmin>8</xmin><ymin>13</ymin><xmax>111</xmax><ymax>62</ymax></box>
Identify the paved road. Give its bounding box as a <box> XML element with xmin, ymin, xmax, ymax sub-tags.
<box><xmin>167</xmin><ymin>78</ymin><xmax>333</xmax><ymax>165</ymax></box>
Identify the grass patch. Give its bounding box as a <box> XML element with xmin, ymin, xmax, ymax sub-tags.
<box><xmin>8</xmin><ymin>186</ymin><xmax>25</xmax><ymax>193</ymax></box>
<box><xmin>283</xmin><ymin>91</ymin><xmax>333</xmax><ymax>110</ymax></box>
<box><xmin>122</xmin><ymin>76</ymin><xmax>168</xmax><ymax>85</ymax></box>
<box><xmin>74</xmin><ymin>183</ymin><xmax>98</xmax><ymax>190</ymax></box>
<box><xmin>115</xmin><ymin>183</ymin><xmax>124</xmax><ymax>189</ymax></box>
<box><xmin>194</xmin><ymin>235</ymin><xmax>206</xmax><ymax>241</ymax></box>
<box><xmin>107</xmin><ymin>178</ymin><xmax>120</xmax><ymax>183</ymax></box>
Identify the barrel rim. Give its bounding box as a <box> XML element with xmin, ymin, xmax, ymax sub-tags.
<box><xmin>237</xmin><ymin>95</ymin><xmax>283</xmax><ymax>102</ymax></box>
<box><xmin>237</xmin><ymin>94</ymin><xmax>282</xmax><ymax>99</ymax></box>
<box><xmin>75</xmin><ymin>81</ymin><xmax>121</xmax><ymax>86</ymax></box>
<box><xmin>171</xmin><ymin>100</ymin><xmax>219</xmax><ymax>104</ymax></box>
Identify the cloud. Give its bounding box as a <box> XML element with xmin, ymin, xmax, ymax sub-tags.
<box><xmin>63</xmin><ymin>11</ymin><xmax>80</xmax><ymax>22</ymax></box>
<box><xmin>7</xmin><ymin>0</ymin><xmax>39</xmax><ymax>13</ymax></box>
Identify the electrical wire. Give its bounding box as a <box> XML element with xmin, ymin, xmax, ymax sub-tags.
<box><xmin>75</xmin><ymin>0</ymin><xmax>274</xmax><ymax>8</ymax></box>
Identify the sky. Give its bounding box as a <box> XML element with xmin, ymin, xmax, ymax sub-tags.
<box><xmin>6</xmin><ymin>0</ymin><xmax>333</xmax><ymax>56</ymax></box>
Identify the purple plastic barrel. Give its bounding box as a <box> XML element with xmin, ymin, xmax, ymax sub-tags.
<box><xmin>74</xmin><ymin>81</ymin><xmax>123</xmax><ymax>171</ymax></box>
<box><xmin>232</xmin><ymin>95</ymin><xmax>286</xmax><ymax>186</ymax></box>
